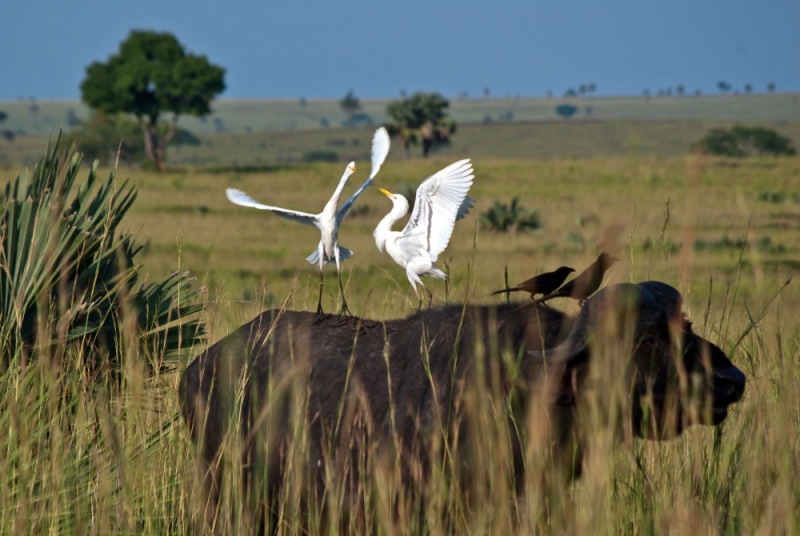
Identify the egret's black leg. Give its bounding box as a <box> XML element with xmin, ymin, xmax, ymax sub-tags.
<box><xmin>316</xmin><ymin>269</ymin><xmax>324</xmax><ymax>316</ymax></box>
<box><xmin>337</xmin><ymin>269</ymin><xmax>352</xmax><ymax>316</ymax></box>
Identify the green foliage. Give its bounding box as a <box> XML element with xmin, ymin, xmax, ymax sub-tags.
<box><xmin>555</xmin><ymin>103</ymin><xmax>578</xmax><ymax>119</ymax></box>
<box><xmin>480</xmin><ymin>196</ymin><xmax>541</xmax><ymax>233</ymax></box>
<box><xmin>339</xmin><ymin>90</ymin><xmax>361</xmax><ymax>116</ymax></box>
<box><xmin>63</xmin><ymin>113</ymin><xmax>201</xmax><ymax>167</ymax></box>
<box><xmin>172</xmin><ymin>128</ymin><xmax>201</xmax><ymax>146</ymax></box>
<box><xmin>694</xmin><ymin>235</ymin><xmax>786</xmax><ymax>254</ymax></box>
<box><xmin>62</xmin><ymin>112</ymin><xmax>145</xmax><ymax>166</ymax></box>
<box><xmin>692</xmin><ymin>125</ymin><xmax>796</xmax><ymax>157</ymax></box>
<box><xmin>0</xmin><ymin>138</ymin><xmax>205</xmax><ymax>373</ymax></box>
<box><xmin>81</xmin><ymin>30</ymin><xmax>225</xmax><ymax>119</ymax></box>
<box><xmin>757</xmin><ymin>190</ymin><xmax>800</xmax><ymax>204</ymax></box>
<box><xmin>386</xmin><ymin>92</ymin><xmax>456</xmax><ymax>157</ymax></box>
<box><xmin>80</xmin><ymin>30</ymin><xmax>225</xmax><ymax>169</ymax></box>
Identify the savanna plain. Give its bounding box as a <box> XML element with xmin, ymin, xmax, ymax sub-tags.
<box><xmin>2</xmin><ymin>97</ymin><xmax>800</xmax><ymax>534</ymax></box>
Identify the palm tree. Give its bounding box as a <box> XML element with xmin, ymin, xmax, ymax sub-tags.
<box><xmin>386</xmin><ymin>92</ymin><xmax>456</xmax><ymax>157</ymax></box>
<box><xmin>1</xmin><ymin>138</ymin><xmax>205</xmax><ymax>373</ymax></box>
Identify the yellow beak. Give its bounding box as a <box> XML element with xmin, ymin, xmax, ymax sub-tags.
<box><xmin>378</xmin><ymin>188</ymin><xmax>393</xmax><ymax>198</ymax></box>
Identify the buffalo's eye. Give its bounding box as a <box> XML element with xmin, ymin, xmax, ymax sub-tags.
<box><xmin>640</xmin><ymin>335</ymin><xmax>659</xmax><ymax>347</ymax></box>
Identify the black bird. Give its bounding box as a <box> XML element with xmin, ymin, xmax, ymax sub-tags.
<box><xmin>492</xmin><ymin>266</ymin><xmax>575</xmax><ymax>299</ymax></box>
<box><xmin>537</xmin><ymin>252</ymin><xmax>619</xmax><ymax>304</ymax></box>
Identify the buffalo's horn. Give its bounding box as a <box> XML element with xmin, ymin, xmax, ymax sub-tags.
<box><xmin>636</xmin><ymin>280</ymin><xmax>683</xmax><ymax>319</ymax></box>
<box><xmin>526</xmin><ymin>282</ymin><xmax>664</xmax><ymax>365</ymax></box>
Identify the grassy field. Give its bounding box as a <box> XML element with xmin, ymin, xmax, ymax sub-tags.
<box><xmin>2</xmin><ymin>93</ymin><xmax>798</xmax><ymax>168</ymax></box>
<box><xmin>2</xmin><ymin>127</ymin><xmax>800</xmax><ymax>532</ymax></box>
<box><xmin>119</xmin><ymin>155</ymin><xmax>800</xmax><ymax>316</ymax></box>
<box><xmin>3</xmin><ymin>93</ymin><xmax>800</xmax><ymax>135</ymax></box>
<box><xmin>3</xmin><ymin>118</ymin><xmax>800</xmax><ymax>170</ymax></box>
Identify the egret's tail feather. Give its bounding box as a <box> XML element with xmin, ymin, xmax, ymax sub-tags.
<box><xmin>338</xmin><ymin>246</ymin><xmax>354</xmax><ymax>261</ymax></box>
<box><xmin>429</xmin><ymin>267</ymin><xmax>447</xmax><ymax>280</ymax></box>
<box><xmin>306</xmin><ymin>250</ymin><xmax>321</xmax><ymax>265</ymax></box>
<box><xmin>306</xmin><ymin>246</ymin><xmax>355</xmax><ymax>266</ymax></box>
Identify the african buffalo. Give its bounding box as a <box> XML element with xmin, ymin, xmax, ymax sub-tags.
<box><xmin>179</xmin><ymin>281</ymin><xmax>745</xmax><ymax>530</ymax></box>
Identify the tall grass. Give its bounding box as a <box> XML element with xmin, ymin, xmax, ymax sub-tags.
<box><xmin>1</xmin><ymin>150</ymin><xmax>798</xmax><ymax>533</ymax></box>
<box><xmin>174</xmin><ymin>264</ymin><xmax>794</xmax><ymax>535</ymax></box>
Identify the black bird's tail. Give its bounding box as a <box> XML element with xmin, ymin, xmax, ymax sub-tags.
<box><xmin>492</xmin><ymin>287</ymin><xmax>520</xmax><ymax>296</ymax></box>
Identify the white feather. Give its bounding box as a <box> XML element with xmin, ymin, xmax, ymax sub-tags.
<box><xmin>373</xmin><ymin>159</ymin><xmax>475</xmax><ymax>295</ymax></box>
<box><xmin>398</xmin><ymin>159</ymin><xmax>474</xmax><ymax>261</ymax></box>
<box><xmin>225</xmin><ymin>188</ymin><xmax>319</xmax><ymax>227</ymax></box>
<box><xmin>336</xmin><ymin>127</ymin><xmax>391</xmax><ymax>225</ymax></box>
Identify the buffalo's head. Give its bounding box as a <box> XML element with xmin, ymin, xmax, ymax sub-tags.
<box><xmin>528</xmin><ymin>281</ymin><xmax>746</xmax><ymax>439</ymax></box>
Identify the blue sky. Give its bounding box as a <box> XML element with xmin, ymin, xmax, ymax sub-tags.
<box><xmin>3</xmin><ymin>0</ymin><xmax>799</xmax><ymax>101</ymax></box>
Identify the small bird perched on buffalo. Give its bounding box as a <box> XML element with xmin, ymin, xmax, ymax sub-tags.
<box><xmin>536</xmin><ymin>252</ymin><xmax>619</xmax><ymax>304</ymax></box>
<box><xmin>492</xmin><ymin>266</ymin><xmax>575</xmax><ymax>300</ymax></box>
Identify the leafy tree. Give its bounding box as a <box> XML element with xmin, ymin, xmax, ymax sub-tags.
<box><xmin>555</xmin><ymin>103</ymin><xmax>578</xmax><ymax>119</ymax></box>
<box><xmin>340</xmin><ymin>90</ymin><xmax>361</xmax><ymax>118</ymax></box>
<box><xmin>386</xmin><ymin>92</ymin><xmax>456</xmax><ymax>157</ymax></box>
<box><xmin>0</xmin><ymin>138</ymin><xmax>205</xmax><ymax>373</ymax></box>
<box><xmin>80</xmin><ymin>30</ymin><xmax>225</xmax><ymax>170</ymax></box>
<box><xmin>717</xmin><ymin>81</ymin><xmax>732</xmax><ymax>93</ymax></box>
<box><xmin>0</xmin><ymin>111</ymin><xmax>9</xmax><ymax>143</ymax></box>
<box><xmin>691</xmin><ymin>125</ymin><xmax>796</xmax><ymax>157</ymax></box>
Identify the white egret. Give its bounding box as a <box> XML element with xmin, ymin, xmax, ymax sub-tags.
<box><xmin>373</xmin><ymin>159</ymin><xmax>474</xmax><ymax>303</ymax></box>
<box><xmin>225</xmin><ymin>127</ymin><xmax>391</xmax><ymax>315</ymax></box>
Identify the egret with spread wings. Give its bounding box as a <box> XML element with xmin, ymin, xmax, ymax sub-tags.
<box><xmin>373</xmin><ymin>159</ymin><xmax>474</xmax><ymax>302</ymax></box>
<box><xmin>225</xmin><ymin>127</ymin><xmax>391</xmax><ymax>315</ymax></box>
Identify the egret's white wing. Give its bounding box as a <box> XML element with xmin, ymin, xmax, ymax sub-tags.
<box><xmin>336</xmin><ymin>127</ymin><xmax>391</xmax><ymax>225</ymax></box>
<box><xmin>225</xmin><ymin>188</ymin><xmax>320</xmax><ymax>227</ymax></box>
<box><xmin>368</xmin><ymin>127</ymin><xmax>391</xmax><ymax>180</ymax></box>
<box><xmin>398</xmin><ymin>159</ymin><xmax>474</xmax><ymax>261</ymax></box>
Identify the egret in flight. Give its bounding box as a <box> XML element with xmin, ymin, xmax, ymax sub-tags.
<box><xmin>226</xmin><ymin>127</ymin><xmax>391</xmax><ymax>315</ymax></box>
<box><xmin>373</xmin><ymin>159</ymin><xmax>474</xmax><ymax>303</ymax></box>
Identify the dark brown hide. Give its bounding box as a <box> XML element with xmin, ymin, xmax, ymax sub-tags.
<box><xmin>179</xmin><ymin>281</ymin><xmax>745</xmax><ymax>528</ymax></box>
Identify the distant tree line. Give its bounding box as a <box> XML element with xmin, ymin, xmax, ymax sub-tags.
<box><xmin>62</xmin><ymin>27</ymin><xmax>788</xmax><ymax>167</ymax></box>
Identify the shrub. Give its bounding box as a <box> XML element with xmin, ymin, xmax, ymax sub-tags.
<box><xmin>63</xmin><ymin>112</ymin><xmax>145</xmax><ymax>166</ymax></box>
<box><xmin>64</xmin><ymin>113</ymin><xmax>200</xmax><ymax>167</ymax></box>
<box><xmin>302</xmin><ymin>150</ymin><xmax>339</xmax><ymax>163</ymax></box>
<box><xmin>555</xmin><ymin>104</ymin><xmax>578</xmax><ymax>119</ymax></box>
<box><xmin>692</xmin><ymin>125</ymin><xmax>796</xmax><ymax>157</ymax></box>
<box><xmin>0</xmin><ymin>138</ymin><xmax>205</xmax><ymax>374</ymax></box>
<box><xmin>480</xmin><ymin>197</ymin><xmax>541</xmax><ymax>233</ymax></box>
<box><xmin>757</xmin><ymin>190</ymin><xmax>800</xmax><ymax>204</ymax></box>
